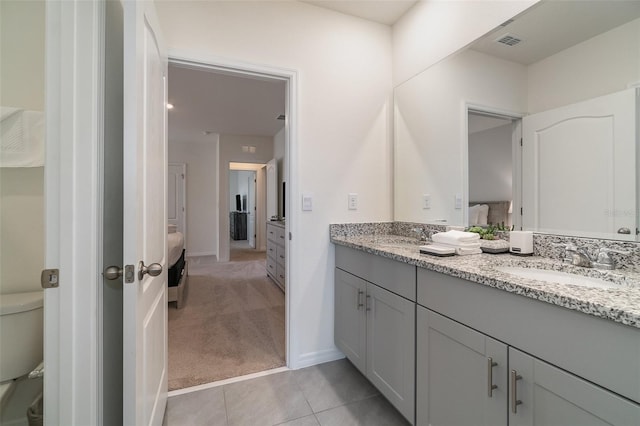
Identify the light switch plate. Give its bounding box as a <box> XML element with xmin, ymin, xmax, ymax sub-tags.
<box><xmin>348</xmin><ymin>193</ymin><xmax>358</xmax><ymax>210</ymax></box>
<box><xmin>302</xmin><ymin>193</ymin><xmax>313</xmax><ymax>211</ymax></box>
<box><xmin>454</xmin><ymin>193</ymin><xmax>463</xmax><ymax>209</ymax></box>
<box><xmin>422</xmin><ymin>194</ymin><xmax>431</xmax><ymax>209</ymax></box>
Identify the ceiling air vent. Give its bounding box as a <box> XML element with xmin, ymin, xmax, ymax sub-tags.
<box><xmin>495</xmin><ymin>33</ymin><xmax>522</xmax><ymax>47</ymax></box>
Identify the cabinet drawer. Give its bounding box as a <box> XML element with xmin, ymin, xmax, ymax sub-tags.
<box><xmin>276</xmin><ymin>263</ymin><xmax>286</xmax><ymax>286</ymax></box>
<box><xmin>275</xmin><ymin>226</ymin><xmax>286</xmax><ymax>244</ymax></box>
<box><xmin>276</xmin><ymin>245</ymin><xmax>286</xmax><ymax>266</ymax></box>
<box><xmin>267</xmin><ymin>242</ymin><xmax>277</xmax><ymax>259</ymax></box>
<box><xmin>267</xmin><ymin>255</ymin><xmax>277</xmax><ymax>276</ymax></box>
<box><xmin>335</xmin><ymin>245</ymin><xmax>416</xmax><ymax>301</ymax></box>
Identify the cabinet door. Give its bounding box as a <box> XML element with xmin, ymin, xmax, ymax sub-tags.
<box><xmin>416</xmin><ymin>307</ymin><xmax>508</xmax><ymax>426</ymax></box>
<box><xmin>334</xmin><ymin>269</ymin><xmax>367</xmax><ymax>374</ymax></box>
<box><xmin>509</xmin><ymin>347</ymin><xmax>640</xmax><ymax>426</ymax></box>
<box><xmin>367</xmin><ymin>283</ymin><xmax>415</xmax><ymax>424</ymax></box>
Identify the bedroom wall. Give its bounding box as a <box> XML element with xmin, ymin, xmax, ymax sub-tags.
<box><xmin>0</xmin><ymin>0</ymin><xmax>45</xmax><ymax>294</ymax></box>
<box><xmin>168</xmin><ymin>136</ymin><xmax>219</xmax><ymax>257</ymax></box>
<box><xmin>156</xmin><ymin>0</ymin><xmax>394</xmax><ymax>368</ymax></box>
<box><xmin>527</xmin><ymin>16</ymin><xmax>640</xmax><ymax>113</ymax></box>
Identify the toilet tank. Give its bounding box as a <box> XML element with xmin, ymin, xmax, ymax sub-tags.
<box><xmin>0</xmin><ymin>291</ymin><xmax>44</xmax><ymax>382</ymax></box>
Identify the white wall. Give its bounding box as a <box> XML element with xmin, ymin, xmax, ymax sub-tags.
<box><xmin>156</xmin><ymin>0</ymin><xmax>393</xmax><ymax>367</ymax></box>
<box><xmin>168</xmin><ymin>137</ymin><xmax>219</xmax><ymax>257</ymax></box>
<box><xmin>392</xmin><ymin>0</ymin><xmax>539</xmax><ymax>86</ymax></box>
<box><xmin>468</xmin><ymin>123</ymin><xmax>513</xmax><ymax>202</ymax></box>
<box><xmin>218</xmin><ymin>134</ymin><xmax>274</xmax><ymax>261</ymax></box>
<box><xmin>0</xmin><ymin>0</ymin><xmax>45</xmax><ymax>294</ymax></box>
<box><xmin>395</xmin><ymin>49</ymin><xmax>527</xmax><ymax>224</ymax></box>
<box><xmin>527</xmin><ymin>17</ymin><xmax>640</xmax><ymax>113</ymax></box>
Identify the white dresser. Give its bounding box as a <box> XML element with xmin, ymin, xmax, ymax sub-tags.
<box><xmin>266</xmin><ymin>221</ymin><xmax>286</xmax><ymax>292</ymax></box>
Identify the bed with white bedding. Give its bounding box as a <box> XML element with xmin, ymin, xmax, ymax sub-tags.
<box><xmin>167</xmin><ymin>230</ymin><xmax>188</xmax><ymax>308</ymax></box>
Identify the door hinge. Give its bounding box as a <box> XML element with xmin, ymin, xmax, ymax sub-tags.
<box><xmin>520</xmin><ymin>207</ymin><xmax>523</xmax><ymax>215</ymax></box>
<box><xmin>41</xmin><ymin>269</ymin><xmax>59</xmax><ymax>289</ymax></box>
<box><xmin>181</xmin><ymin>173</ymin><xmax>184</xmax><ymax>179</ymax></box>
<box><xmin>520</xmin><ymin>138</ymin><xmax>523</xmax><ymax>147</ymax></box>
<box><xmin>289</xmin><ymin>232</ymin><xmax>292</xmax><ymax>241</ymax></box>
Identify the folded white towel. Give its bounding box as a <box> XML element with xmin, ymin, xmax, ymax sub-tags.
<box><xmin>435</xmin><ymin>241</ymin><xmax>481</xmax><ymax>250</ymax></box>
<box><xmin>432</xmin><ymin>230</ymin><xmax>480</xmax><ymax>246</ymax></box>
<box><xmin>455</xmin><ymin>247</ymin><xmax>483</xmax><ymax>256</ymax></box>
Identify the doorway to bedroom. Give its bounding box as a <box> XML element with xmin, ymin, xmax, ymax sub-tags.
<box><xmin>165</xmin><ymin>60</ymin><xmax>288</xmax><ymax>392</ymax></box>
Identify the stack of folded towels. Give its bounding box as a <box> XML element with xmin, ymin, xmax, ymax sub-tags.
<box><xmin>430</xmin><ymin>230</ymin><xmax>482</xmax><ymax>256</ymax></box>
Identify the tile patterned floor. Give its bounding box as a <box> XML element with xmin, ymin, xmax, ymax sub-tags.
<box><xmin>163</xmin><ymin>359</ymin><xmax>410</xmax><ymax>426</ymax></box>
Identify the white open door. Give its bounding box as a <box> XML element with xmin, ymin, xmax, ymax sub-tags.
<box><xmin>248</xmin><ymin>172</ymin><xmax>256</xmax><ymax>248</ymax></box>
<box><xmin>168</xmin><ymin>163</ymin><xmax>186</xmax><ymax>235</ymax></box>
<box><xmin>123</xmin><ymin>1</ymin><xmax>168</xmax><ymax>425</ymax></box>
<box><xmin>522</xmin><ymin>88</ymin><xmax>637</xmax><ymax>241</ymax></box>
<box><xmin>266</xmin><ymin>158</ymin><xmax>278</xmax><ymax>219</ymax></box>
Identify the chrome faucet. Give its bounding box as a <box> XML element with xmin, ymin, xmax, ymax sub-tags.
<box><xmin>412</xmin><ymin>227</ymin><xmax>429</xmax><ymax>243</ymax></box>
<box><xmin>564</xmin><ymin>244</ymin><xmax>630</xmax><ymax>270</ymax></box>
<box><xmin>564</xmin><ymin>244</ymin><xmax>593</xmax><ymax>267</ymax></box>
<box><xmin>592</xmin><ymin>248</ymin><xmax>631</xmax><ymax>270</ymax></box>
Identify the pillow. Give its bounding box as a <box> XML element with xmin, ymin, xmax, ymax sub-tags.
<box><xmin>477</xmin><ymin>204</ymin><xmax>489</xmax><ymax>225</ymax></box>
<box><xmin>469</xmin><ymin>204</ymin><xmax>480</xmax><ymax>225</ymax></box>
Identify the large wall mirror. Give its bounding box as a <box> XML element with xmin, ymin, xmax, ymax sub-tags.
<box><xmin>394</xmin><ymin>0</ymin><xmax>640</xmax><ymax>241</ymax></box>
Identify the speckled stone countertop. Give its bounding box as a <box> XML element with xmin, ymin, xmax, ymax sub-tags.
<box><xmin>331</xmin><ymin>233</ymin><xmax>640</xmax><ymax>329</ymax></box>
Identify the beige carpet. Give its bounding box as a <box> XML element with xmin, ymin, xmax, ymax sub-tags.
<box><xmin>168</xmin><ymin>243</ymin><xmax>285</xmax><ymax>391</ymax></box>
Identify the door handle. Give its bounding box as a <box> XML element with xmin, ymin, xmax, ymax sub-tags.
<box><xmin>104</xmin><ymin>266</ymin><xmax>123</xmax><ymax>280</ymax></box>
<box><xmin>104</xmin><ymin>265</ymin><xmax>135</xmax><ymax>283</ymax></box>
<box><xmin>138</xmin><ymin>261</ymin><xmax>163</xmax><ymax>280</ymax></box>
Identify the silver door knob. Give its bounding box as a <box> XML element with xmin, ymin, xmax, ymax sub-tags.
<box><xmin>103</xmin><ymin>266</ymin><xmax>123</xmax><ymax>280</ymax></box>
<box><xmin>617</xmin><ymin>227</ymin><xmax>631</xmax><ymax>234</ymax></box>
<box><xmin>138</xmin><ymin>261</ymin><xmax>163</xmax><ymax>280</ymax></box>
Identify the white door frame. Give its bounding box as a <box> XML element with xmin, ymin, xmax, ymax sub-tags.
<box><xmin>44</xmin><ymin>0</ymin><xmax>104</xmax><ymax>424</ymax></box>
<box><xmin>464</xmin><ymin>103</ymin><xmax>524</xmax><ymax>228</ymax></box>
<box><xmin>169</xmin><ymin>51</ymin><xmax>297</xmax><ymax>368</ymax></box>
<box><xmin>168</xmin><ymin>162</ymin><xmax>187</xmax><ymax>239</ymax></box>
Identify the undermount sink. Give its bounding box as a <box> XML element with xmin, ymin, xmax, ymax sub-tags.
<box><xmin>494</xmin><ymin>266</ymin><xmax>619</xmax><ymax>289</ymax></box>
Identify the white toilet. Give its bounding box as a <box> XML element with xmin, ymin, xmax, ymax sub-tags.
<box><xmin>0</xmin><ymin>291</ymin><xmax>44</xmax><ymax>423</ymax></box>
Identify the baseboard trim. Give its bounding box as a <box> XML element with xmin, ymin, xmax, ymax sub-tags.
<box><xmin>291</xmin><ymin>348</ymin><xmax>345</xmax><ymax>370</ymax></box>
<box><xmin>186</xmin><ymin>251</ymin><xmax>216</xmax><ymax>258</ymax></box>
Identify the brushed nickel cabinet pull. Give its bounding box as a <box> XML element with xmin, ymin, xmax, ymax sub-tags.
<box><xmin>357</xmin><ymin>289</ymin><xmax>364</xmax><ymax>310</ymax></box>
<box><xmin>511</xmin><ymin>369</ymin><xmax>523</xmax><ymax>413</ymax></box>
<box><xmin>487</xmin><ymin>357</ymin><xmax>498</xmax><ymax>397</ymax></box>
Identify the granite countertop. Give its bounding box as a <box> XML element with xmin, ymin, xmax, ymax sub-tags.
<box><xmin>331</xmin><ymin>234</ymin><xmax>640</xmax><ymax>329</ymax></box>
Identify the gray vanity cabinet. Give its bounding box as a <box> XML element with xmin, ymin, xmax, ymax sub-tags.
<box><xmin>334</xmin><ymin>246</ymin><xmax>416</xmax><ymax>424</ymax></box>
<box><xmin>417</xmin><ymin>268</ymin><xmax>640</xmax><ymax>426</ymax></box>
<box><xmin>509</xmin><ymin>347</ymin><xmax>639</xmax><ymax>426</ymax></box>
<box><xmin>416</xmin><ymin>307</ymin><xmax>508</xmax><ymax>426</ymax></box>
<box><xmin>334</xmin><ymin>268</ymin><xmax>367</xmax><ymax>373</ymax></box>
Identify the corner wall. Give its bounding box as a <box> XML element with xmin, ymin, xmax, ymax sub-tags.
<box><xmin>168</xmin><ymin>137</ymin><xmax>219</xmax><ymax>257</ymax></box>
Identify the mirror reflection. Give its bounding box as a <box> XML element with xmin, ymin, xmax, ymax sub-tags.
<box><xmin>394</xmin><ymin>0</ymin><xmax>640</xmax><ymax>241</ymax></box>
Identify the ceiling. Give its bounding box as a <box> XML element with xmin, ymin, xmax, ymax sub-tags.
<box><xmin>300</xmin><ymin>0</ymin><xmax>417</xmax><ymax>25</ymax></box>
<box><xmin>471</xmin><ymin>0</ymin><xmax>640</xmax><ymax>65</ymax></box>
<box><xmin>167</xmin><ymin>64</ymin><xmax>286</xmax><ymax>144</ymax></box>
